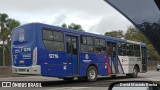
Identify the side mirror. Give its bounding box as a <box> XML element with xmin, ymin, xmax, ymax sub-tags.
<box><xmin>108</xmin><ymin>81</ymin><xmax>159</xmax><ymax>90</ymax></box>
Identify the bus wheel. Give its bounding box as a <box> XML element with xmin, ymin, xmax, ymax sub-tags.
<box><xmin>132</xmin><ymin>67</ymin><xmax>138</xmax><ymax>78</ymax></box>
<box><xmin>78</xmin><ymin>77</ymin><xmax>85</xmax><ymax>81</ymax></box>
<box><xmin>86</xmin><ymin>66</ymin><xmax>97</xmax><ymax>82</ymax></box>
<box><xmin>111</xmin><ymin>75</ymin><xmax>116</xmax><ymax>78</ymax></box>
<box><xmin>63</xmin><ymin>77</ymin><xmax>74</xmax><ymax>81</ymax></box>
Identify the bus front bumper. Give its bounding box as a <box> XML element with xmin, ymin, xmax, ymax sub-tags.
<box><xmin>12</xmin><ymin>65</ymin><xmax>41</xmax><ymax>75</ymax></box>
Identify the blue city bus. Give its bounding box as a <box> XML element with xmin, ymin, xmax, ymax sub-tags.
<box><xmin>11</xmin><ymin>23</ymin><xmax>147</xmax><ymax>81</ymax></box>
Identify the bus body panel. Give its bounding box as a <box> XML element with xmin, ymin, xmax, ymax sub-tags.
<box><xmin>98</xmin><ymin>54</ymin><xmax>108</xmax><ymax>76</ymax></box>
<box><xmin>37</xmin><ymin>24</ymin><xmax>109</xmax><ymax>77</ymax></box>
<box><xmin>12</xmin><ymin>24</ymin><xmax>35</xmax><ymax>67</ymax></box>
<box><xmin>37</xmin><ymin>25</ymin><xmax>69</xmax><ymax>77</ymax></box>
<box><xmin>118</xmin><ymin>56</ymin><xmax>141</xmax><ymax>74</ymax></box>
<box><xmin>79</xmin><ymin>53</ymin><xmax>107</xmax><ymax>76</ymax></box>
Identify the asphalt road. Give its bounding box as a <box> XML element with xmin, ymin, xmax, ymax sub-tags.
<box><xmin>0</xmin><ymin>70</ymin><xmax>160</xmax><ymax>90</ymax></box>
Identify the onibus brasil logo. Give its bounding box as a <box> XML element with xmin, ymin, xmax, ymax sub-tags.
<box><xmin>1</xmin><ymin>82</ymin><xmax>42</xmax><ymax>87</ymax></box>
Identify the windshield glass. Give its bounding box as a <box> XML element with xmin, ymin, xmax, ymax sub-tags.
<box><xmin>12</xmin><ymin>28</ymin><xmax>35</xmax><ymax>45</ymax></box>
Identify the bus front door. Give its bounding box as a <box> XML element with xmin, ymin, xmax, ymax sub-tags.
<box><xmin>107</xmin><ymin>41</ymin><xmax>117</xmax><ymax>75</ymax></box>
<box><xmin>66</xmin><ymin>36</ymin><xmax>79</xmax><ymax>76</ymax></box>
<box><xmin>141</xmin><ymin>47</ymin><xmax>147</xmax><ymax>72</ymax></box>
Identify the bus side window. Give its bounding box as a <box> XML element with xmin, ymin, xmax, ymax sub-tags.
<box><xmin>87</xmin><ymin>37</ymin><xmax>93</xmax><ymax>46</ymax></box>
<box><xmin>94</xmin><ymin>38</ymin><xmax>100</xmax><ymax>53</ymax></box>
<box><xmin>53</xmin><ymin>31</ymin><xmax>64</xmax><ymax>42</ymax></box>
<box><xmin>118</xmin><ymin>43</ymin><xmax>126</xmax><ymax>56</ymax></box>
<box><xmin>43</xmin><ymin>30</ymin><xmax>53</xmax><ymax>40</ymax></box>
<box><xmin>80</xmin><ymin>36</ymin><xmax>94</xmax><ymax>53</ymax></box>
<box><xmin>134</xmin><ymin>44</ymin><xmax>140</xmax><ymax>57</ymax></box>
<box><xmin>93</xmin><ymin>38</ymin><xmax>106</xmax><ymax>54</ymax></box>
<box><xmin>81</xmin><ymin>36</ymin><xmax>87</xmax><ymax>44</ymax></box>
<box><xmin>100</xmin><ymin>39</ymin><xmax>106</xmax><ymax>54</ymax></box>
<box><xmin>42</xmin><ymin>29</ymin><xmax>64</xmax><ymax>51</ymax></box>
<box><xmin>126</xmin><ymin>43</ymin><xmax>134</xmax><ymax>56</ymax></box>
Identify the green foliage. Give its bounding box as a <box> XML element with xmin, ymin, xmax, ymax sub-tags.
<box><xmin>0</xmin><ymin>13</ymin><xmax>20</xmax><ymax>50</ymax></box>
<box><xmin>104</xmin><ymin>30</ymin><xmax>124</xmax><ymax>38</ymax></box>
<box><xmin>0</xmin><ymin>13</ymin><xmax>20</xmax><ymax>58</ymax></box>
<box><xmin>61</xmin><ymin>23</ymin><xmax>85</xmax><ymax>32</ymax></box>
<box><xmin>125</xmin><ymin>26</ymin><xmax>149</xmax><ymax>44</ymax></box>
<box><xmin>0</xmin><ymin>13</ymin><xmax>8</xmax><ymax>23</ymax></box>
<box><xmin>6</xmin><ymin>19</ymin><xmax>20</xmax><ymax>30</ymax></box>
<box><xmin>61</xmin><ymin>23</ymin><xmax>67</xmax><ymax>28</ymax></box>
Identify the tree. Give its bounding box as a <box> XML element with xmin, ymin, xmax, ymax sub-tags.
<box><xmin>0</xmin><ymin>13</ymin><xmax>9</xmax><ymax>66</ymax></box>
<box><xmin>104</xmin><ymin>30</ymin><xmax>124</xmax><ymax>38</ymax></box>
<box><xmin>125</xmin><ymin>26</ymin><xmax>149</xmax><ymax>44</ymax></box>
<box><xmin>6</xmin><ymin>19</ymin><xmax>20</xmax><ymax>30</ymax></box>
<box><xmin>0</xmin><ymin>13</ymin><xmax>20</xmax><ymax>66</ymax></box>
<box><xmin>5</xmin><ymin>19</ymin><xmax>20</xmax><ymax>55</ymax></box>
<box><xmin>61</xmin><ymin>23</ymin><xmax>85</xmax><ymax>31</ymax></box>
<box><xmin>61</xmin><ymin>23</ymin><xmax>67</xmax><ymax>28</ymax></box>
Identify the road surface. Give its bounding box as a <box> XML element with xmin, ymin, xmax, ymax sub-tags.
<box><xmin>0</xmin><ymin>71</ymin><xmax>160</xmax><ymax>90</ymax></box>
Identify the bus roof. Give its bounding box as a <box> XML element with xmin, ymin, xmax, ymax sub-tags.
<box><xmin>13</xmin><ymin>22</ymin><xmax>146</xmax><ymax>46</ymax></box>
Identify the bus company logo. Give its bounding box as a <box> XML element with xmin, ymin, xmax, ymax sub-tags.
<box><xmin>85</xmin><ymin>54</ymin><xmax>89</xmax><ymax>59</ymax></box>
<box><xmin>19</xmin><ymin>29</ymin><xmax>25</xmax><ymax>42</ymax></box>
<box><xmin>83</xmin><ymin>60</ymin><xmax>91</xmax><ymax>63</ymax></box>
<box><xmin>19</xmin><ymin>60</ymin><xmax>24</xmax><ymax>64</ymax></box>
<box><xmin>2</xmin><ymin>82</ymin><xmax>11</xmax><ymax>87</ymax></box>
<box><xmin>122</xmin><ymin>59</ymin><xmax>126</xmax><ymax>62</ymax></box>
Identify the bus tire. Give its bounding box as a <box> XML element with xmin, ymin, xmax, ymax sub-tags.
<box><xmin>63</xmin><ymin>77</ymin><xmax>74</xmax><ymax>81</ymax></box>
<box><xmin>86</xmin><ymin>66</ymin><xmax>97</xmax><ymax>82</ymax></box>
<box><xmin>132</xmin><ymin>67</ymin><xmax>138</xmax><ymax>78</ymax></box>
<box><xmin>126</xmin><ymin>74</ymin><xmax>132</xmax><ymax>77</ymax></box>
<box><xmin>111</xmin><ymin>75</ymin><xmax>116</xmax><ymax>78</ymax></box>
<box><xmin>78</xmin><ymin>77</ymin><xmax>85</xmax><ymax>81</ymax></box>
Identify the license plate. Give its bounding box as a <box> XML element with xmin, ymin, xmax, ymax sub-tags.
<box><xmin>19</xmin><ymin>69</ymin><xmax>25</xmax><ymax>72</ymax></box>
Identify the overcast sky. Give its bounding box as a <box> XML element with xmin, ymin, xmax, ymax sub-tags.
<box><xmin>0</xmin><ymin>0</ymin><xmax>133</xmax><ymax>34</ymax></box>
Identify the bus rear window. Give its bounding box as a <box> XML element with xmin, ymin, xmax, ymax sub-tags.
<box><xmin>12</xmin><ymin>29</ymin><xmax>35</xmax><ymax>45</ymax></box>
